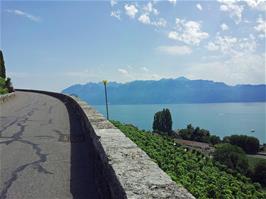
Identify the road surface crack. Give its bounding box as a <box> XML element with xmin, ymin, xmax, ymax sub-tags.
<box><xmin>0</xmin><ymin>107</ymin><xmax>52</xmax><ymax>198</ymax></box>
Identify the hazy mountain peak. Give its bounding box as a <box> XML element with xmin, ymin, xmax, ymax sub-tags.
<box><xmin>175</xmin><ymin>76</ymin><xmax>190</xmax><ymax>81</ymax></box>
<box><xmin>62</xmin><ymin>77</ymin><xmax>266</xmax><ymax>105</ymax></box>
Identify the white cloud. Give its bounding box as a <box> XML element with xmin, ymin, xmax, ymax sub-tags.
<box><xmin>118</xmin><ymin>68</ymin><xmax>129</xmax><ymax>75</ymax></box>
<box><xmin>153</xmin><ymin>8</ymin><xmax>159</xmax><ymax>15</ymax></box>
<box><xmin>218</xmin><ymin>0</ymin><xmax>243</xmax><ymax>24</ymax></box>
<box><xmin>254</xmin><ymin>16</ymin><xmax>266</xmax><ymax>38</ymax></box>
<box><xmin>157</xmin><ymin>45</ymin><xmax>192</xmax><ymax>55</ymax></box>
<box><xmin>168</xmin><ymin>18</ymin><xmax>209</xmax><ymax>45</ymax></box>
<box><xmin>143</xmin><ymin>2</ymin><xmax>153</xmax><ymax>13</ymax></box>
<box><xmin>206</xmin><ymin>42</ymin><xmax>220</xmax><ymax>51</ymax></box>
<box><xmin>184</xmin><ymin>53</ymin><xmax>266</xmax><ymax>85</ymax></box>
<box><xmin>244</xmin><ymin>0</ymin><xmax>266</xmax><ymax>11</ymax></box>
<box><xmin>206</xmin><ymin>35</ymin><xmax>257</xmax><ymax>56</ymax></box>
<box><xmin>168</xmin><ymin>0</ymin><xmax>177</xmax><ymax>5</ymax></box>
<box><xmin>110</xmin><ymin>0</ymin><xmax>118</xmax><ymax>7</ymax></box>
<box><xmin>116</xmin><ymin>66</ymin><xmax>161</xmax><ymax>82</ymax></box>
<box><xmin>138</xmin><ymin>14</ymin><xmax>151</xmax><ymax>24</ymax></box>
<box><xmin>110</xmin><ymin>10</ymin><xmax>121</xmax><ymax>20</ymax></box>
<box><xmin>141</xmin><ymin>67</ymin><xmax>149</xmax><ymax>72</ymax></box>
<box><xmin>143</xmin><ymin>2</ymin><xmax>159</xmax><ymax>15</ymax></box>
<box><xmin>124</xmin><ymin>4</ymin><xmax>138</xmax><ymax>18</ymax></box>
<box><xmin>152</xmin><ymin>18</ymin><xmax>167</xmax><ymax>27</ymax></box>
<box><xmin>5</xmin><ymin>9</ymin><xmax>40</xmax><ymax>22</ymax></box>
<box><xmin>151</xmin><ymin>74</ymin><xmax>161</xmax><ymax>79</ymax></box>
<box><xmin>220</xmin><ymin>23</ymin><xmax>229</xmax><ymax>31</ymax></box>
<box><xmin>196</xmin><ymin>4</ymin><xmax>203</xmax><ymax>11</ymax></box>
<box><xmin>137</xmin><ymin>10</ymin><xmax>166</xmax><ymax>27</ymax></box>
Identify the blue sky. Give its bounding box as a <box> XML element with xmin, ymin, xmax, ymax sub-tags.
<box><xmin>1</xmin><ymin>0</ymin><xmax>265</xmax><ymax>91</ymax></box>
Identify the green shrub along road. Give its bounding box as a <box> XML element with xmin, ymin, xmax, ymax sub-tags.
<box><xmin>112</xmin><ymin>121</ymin><xmax>266</xmax><ymax>199</ymax></box>
<box><xmin>0</xmin><ymin>50</ymin><xmax>13</xmax><ymax>94</ymax></box>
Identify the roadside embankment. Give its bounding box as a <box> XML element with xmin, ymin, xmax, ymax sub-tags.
<box><xmin>0</xmin><ymin>92</ymin><xmax>15</xmax><ymax>104</ymax></box>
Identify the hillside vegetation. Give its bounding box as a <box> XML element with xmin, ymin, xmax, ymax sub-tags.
<box><xmin>0</xmin><ymin>50</ymin><xmax>13</xmax><ymax>94</ymax></box>
<box><xmin>112</xmin><ymin>120</ymin><xmax>266</xmax><ymax>199</ymax></box>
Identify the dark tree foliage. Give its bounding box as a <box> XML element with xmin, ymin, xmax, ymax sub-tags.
<box><xmin>5</xmin><ymin>77</ymin><xmax>14</xmax><ymax>92</ymax></box>
<box><xmin>209</xmin><ymin>135</ymin><xmax>221</xmax><ymax>145</ymax></box>
<box><xmin>0</xmin><ymin>51</ymin><xmax>14</xmax><ymax>94</ymax></box>
<box><xmin>179</xmin><ymin>124</ymin><xmax>194</xmax><ymax>140</ymax></box>
<box><xmin>223</xmin><ymin>135</ymin><xmax>260</xmax><ymax>154</ymax></box>
<box><xmin>152</xmin><ymin>108</ymin><xmax>172</xmax><ymax>135</ymax></box>
<box><xmin>213</xmin><ymin>143</ymin><xmax>249</xmax><ymax>175</ymax></box>
<box><xmin>0</xmin><ymin>50</ymin><xmax>6</xmax><ymax>79</ymax></box>
<box><xmin>253</xmin><ymin>161</ymin><xmax>266</xmax><ymax>186</ymax></box>
<box><xmin>179</xmin><ymin>124</ymin><xmax>221</xmax><ymax>145</ymax></box>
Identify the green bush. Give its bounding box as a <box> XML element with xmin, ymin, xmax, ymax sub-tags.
<box><xmin>5</xmin><ymin>77</ymin><xmax>14</xmax><ymax>92</ymax></box>
<box><xmin>209</xmin><ymin>135</ymin><xmax>222</xmax><ymax>145</ymax></box>
<box><xmin>0</xmin><ymin>77</ymin><xmax>8</xmax><ymax>94</ymax></box>
<box><xmin>0</xmin><ymin>87</ymin><xmax>8</xmax><ymax>94</ymax></box>
<box><xmin>0</xmin><ymin>51</ymin><xmax>14</xmax><ymax>93</ymax></box>
<box><xmin>213</xmin><ymin>143</ymin><xmax>248</xmax><ymax>174</ymax></box>
<box><xmin>0</xmin><ymin>77</ymin><xmax>5</xmax><ymax>87</ymax></box>
<box><xmin>179</xmin><ymin>124</ymin><xmax>221</xmax><ymax>145</ymax></box>
<box><xmin>253</xmin><ymin>161</ymin><xmax>266</xmax><ymax>187</ymax></box>
<box><xmin>224</xmin><ymin>135</ymin><xmax>260</xmax><ymax>154</ymax></box>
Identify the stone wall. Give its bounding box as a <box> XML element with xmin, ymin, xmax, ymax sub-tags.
<box><xmin>0</xmin><ymin>92</ymin><xmax>15</xmax><ymax>104</ymax></box>
<box><xmin>70</xmin><ymin>96</ymin><xmax>195</xmax><ymax>199</ymax></box>
<box><xmin>16</xmin><ymin>89</ymin><xmax>195</xmax><ymax>199</ymax></box>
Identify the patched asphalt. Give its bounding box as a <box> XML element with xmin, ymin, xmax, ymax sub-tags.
<box><xmin>0</xmin><ymin>91</ymin><xmax>100</xmax><ymax>199</ymax></box>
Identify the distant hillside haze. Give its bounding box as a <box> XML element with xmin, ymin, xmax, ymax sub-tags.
<box><xmin>62</xmin><ymin>77</ymin><xmax>266</xmax><ymax>105</ymax></box>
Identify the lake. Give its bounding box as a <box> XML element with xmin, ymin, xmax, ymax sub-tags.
<box><xmin>93</xmin><ymin>103</ymin><xmax>266</xmax><ymax>144</ymax></box>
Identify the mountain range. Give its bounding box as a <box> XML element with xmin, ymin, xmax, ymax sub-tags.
<box><xmin>62</xmin><ymin>77</ymin><xmax>266</xmax><ymax>105</ymax></box>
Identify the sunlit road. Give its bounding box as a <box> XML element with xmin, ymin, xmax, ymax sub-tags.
<box><xmin>0</xmin><ymin>91</ymin><xmax>100</xmax><ymax>199</ymax></box>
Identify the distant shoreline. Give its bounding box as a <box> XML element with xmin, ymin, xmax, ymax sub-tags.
<box><xmin>93</xmin><ymin>103</ymin><xmax>266</xmax><ymax>145</ymax></box>
<box><xmin>90</xmin><ymin>101</ymin><xmax>266</xmax><ymax>106</ymax></box>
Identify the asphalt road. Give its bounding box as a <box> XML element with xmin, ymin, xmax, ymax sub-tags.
<box><xmin>0</xmin><ymin>91</ymin><xmax>100</xmax><ymax>199</ymax></box>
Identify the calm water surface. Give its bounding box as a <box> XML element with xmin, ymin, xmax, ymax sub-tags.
<box><xmin>93</xmin><ymin>103</ymin><xmax>266</xmax><ymax>144</ymax></box>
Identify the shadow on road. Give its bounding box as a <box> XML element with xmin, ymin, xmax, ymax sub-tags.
<box><xmin>64</xmin><ymin>98</ymin><xmax>101</xmax><ymax>199</ymax></box>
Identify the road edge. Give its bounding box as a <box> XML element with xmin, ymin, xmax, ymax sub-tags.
<box><xmin>0</xmin><ymin>92</ymin><xmax>15</xmax><ymax>104</ymax></box>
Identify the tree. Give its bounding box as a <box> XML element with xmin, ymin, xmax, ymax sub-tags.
<box><xmin>0</xmin><ymin>50</ymin><xmax>6</xmax><ymax>79</ymax></box>
<box><xmin>153</xmin><ymin>111</ymin><xmax>161</xmax><ymax>133</ymax></box>
<box><xmin>224</xmin><ymin>135</ymin><xmax>260</xmax><ymax>154</ymax></box>
<box><xmin>5</xmin><ymin>77</ymin><xmax>14</xmax><ymax>92</ymax></box>
<box><xmin>152</xmin><ymin>108</ymin><xmax>173</xmax><ymax>135</ymax></box>
<box><xmin>0</xmin><ymin>77</ymin><xmax>8</xmax><ymax>94</ymax></box>
<box><xmin>213</xmin><ymin>143</ymin><xmax>248</xmax><ymax>174</ymax></box>
<box><xmin>179</xmin><ymin>124</ymin><xmax>194</xmax><ymax>140</ymax></box>
<box><xmin>178</xmin><ymin>124</ymin><xmax>220</xmax><ymax>144</ymax></box>
<box><xmin>209</xmin><ymin>135</ymin><xmax>221</xmax><ymax>145</ymax></box>
<box><xmin>252</xmin><ymin>161</ymin><xmax>266</xmax><ymax>187</ymax></box>
<box><xmin>0</xmin><ymin>51</ymin><xmax>14</xmax><ymax>93</ymax></box>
